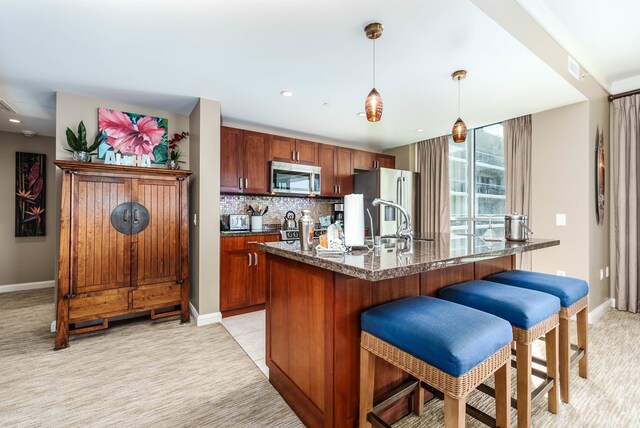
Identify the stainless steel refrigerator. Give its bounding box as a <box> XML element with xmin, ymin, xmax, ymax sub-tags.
<box><xmin>354</xmin><ymin>168</ymin><xmax>420</xmax><ymax>237</ymax></box>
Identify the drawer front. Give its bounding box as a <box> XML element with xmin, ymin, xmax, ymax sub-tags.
<box><xmin>69</xmin><ymin>289</ymin><xmax>129</xmax><ymax>321</ymax></box>
<box><xmin>132</xmin><ymin>283</ymin><xmax>181</xmax><ymax>309</ymax></box>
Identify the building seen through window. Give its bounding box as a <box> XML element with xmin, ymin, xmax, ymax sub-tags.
<box><xmin>449</xmin><ymin>123</ymin><xmax>505</xmax><ymax>249</ymax></box>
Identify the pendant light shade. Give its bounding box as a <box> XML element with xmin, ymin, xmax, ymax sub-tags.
<box><xmin>451</xmin><ymin>70</ymin><xmax>468</xmax><ymax>143</ymax></box>
<box><xmin>365</xmin><ymin>88</ymin><xmax>383</xmax><ymax>122</ymax></box>
<box><xmin>364</xmin><ymin>23</ymin><xmax>384</xmax><ymax>122</ymax></box>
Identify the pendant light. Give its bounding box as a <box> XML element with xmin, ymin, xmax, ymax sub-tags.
<box><xmin>364</xmin><ymin>23</ymin><xmax>384</xmax><ymax>122</ymax></box>
<box><xmin>451</xmin><ymin>70</ymin><xmax>468</xmax><ymax>143</ymax></box>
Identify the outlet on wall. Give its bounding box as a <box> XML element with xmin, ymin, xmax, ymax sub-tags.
<box><xmin>605</xmin><ymin>266</ymin><xmax>610</xmax><ymax>277</ymax></box>
<box><xmin>556</xmin><ymin>270</ymin><xmax>566</xmax><ymax>276</ymax></box>
<box><xmin>600</xmin><ymin>269</ymin><xmax>604</xmax><ymax>280</ymax></box>
<box><xmin>556</xmin><ymin>213</ymin><xmax>567</xmax><ymax>226</ymax></box>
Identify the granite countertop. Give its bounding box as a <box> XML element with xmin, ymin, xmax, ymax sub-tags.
<box><xmin>221</xmin><ymin>230</ymin><xmax>281</xmax><ymax>237</ymax></box>
<box><xmin>257</xmin><ymin>234</ymin><xmax>560</xmax><ymax>281</ymax></box>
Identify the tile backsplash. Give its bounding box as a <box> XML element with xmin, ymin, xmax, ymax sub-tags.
<box><xmin>221</xmin><ymin>195</ymin><xmax>341</xmax><ymax>229</ymax></box>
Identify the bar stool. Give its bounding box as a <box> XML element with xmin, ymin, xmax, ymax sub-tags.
<box><xmin>487</xmin><ymin>270</ymin><xmax>589</xmax><ymax>403</ymax></box>
<box><xmin>359</xmin><ymin>296</ymin><xmax>512</xmax><ymax>428</ymax></box>
<box><xmin>439</xmin><ymin>280</ymin><xmax>561</xmax><ymax>428</ymax></box>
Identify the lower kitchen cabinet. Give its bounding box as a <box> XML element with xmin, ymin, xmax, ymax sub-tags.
<box><xmin>220</xmin><ymin>234</ymin><xmax>279</xmax><ymax>317</ymax></box>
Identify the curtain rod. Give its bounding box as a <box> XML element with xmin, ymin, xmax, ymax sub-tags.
<box><xmin>608</xmin><ymin>88</ymin><xmax>640</xmax><ymax>102</ymax></box>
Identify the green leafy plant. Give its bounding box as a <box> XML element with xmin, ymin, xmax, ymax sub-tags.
<box><xmin>65</xmin><ymin>121</ymin><xmax>102</xmax><ymax>154</ymax></box>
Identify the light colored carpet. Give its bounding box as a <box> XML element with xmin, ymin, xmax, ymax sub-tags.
<box><xmin>0</xmin><ymin>289</ymin><xmax>303</xmax><ymax>427</ymax></box>
<box><xmin>2</xmin><ymin>290</ymin><xmax>639</xmax><ymax>427</ymax></box>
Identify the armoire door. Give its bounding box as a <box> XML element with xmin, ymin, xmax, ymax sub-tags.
<box><xmin>132</xmin><ymin>178</ymin><xmax>181</xmax><ymax>287</ymax></box>
<box><xmin>72</xmin><ymin>174</ymin><xmax>132</xmax><ymax>294</ymax></box>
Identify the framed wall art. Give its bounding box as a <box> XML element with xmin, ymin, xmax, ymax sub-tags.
<box><xmin>97</xmin><ymin>108</ymin><xmax>168</xmax><ymax>164</ymax></box>
<box><xmin>15</xmin><ymin>152</ymin><xmax>46</xmax><ymax>237</ymax></box>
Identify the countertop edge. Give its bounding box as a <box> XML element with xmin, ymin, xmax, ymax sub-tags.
<box><xmin>257</xmin><ymin>239</ymin><xmax>560</xmax><ymax>281</ymax></box>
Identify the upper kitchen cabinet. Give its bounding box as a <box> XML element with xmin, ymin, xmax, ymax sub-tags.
<box><xmin>268</xmin><ymin>135</ymin><xmax>317</xmax><ymax>165</ymax></box>
<box><xmin>318</xmin><ymin>144</ymin><xmax>337</xmax><ymax>197</ymax></box>
<box><xmin>335</xmin><ymin>147</ymin><xmax>354</xmax><ymax>196</ymax></box>
<box><xmin>354</xmin><ymin>150</ymin><xmax>396</xmax><ymax>170</ymax></box>
<box><xmin>220</xmin><ymin>127</ymin><xmax>269</xmax><ymax>195</ymax></box>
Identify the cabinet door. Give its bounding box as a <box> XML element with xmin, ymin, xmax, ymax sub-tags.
<box><xmin>243</xmin><ymin>131</ymin><xmax>269</xmax><ymax>194</ymax></box>
<box><xmin>249</xmin><ymin>235</ymin><xmax>279</xmax><ymax>306</ymax></box>
<box><xmin>220</xmin><ymin>237</ymin><xmax>253</xmax><ymax>312</ymax></box>
<box><xmin>269</xmin><ymin>135</ymin><xmax>296</xmax><ymax>163</ymax></box>
<box><xmin>318</xmin><ymin>144</ymin><xmax>337</xmax><ymax>196</ymax></box>
<box><xmin>294</xmin><ymin>139</ymin><xmax>318</xmax><ymax>165</ymax></box>
<box><xmin>132</xmin><ymin>178</ymin><xmax>181</xmax><ymax>287</ymax></box>
<box><xmin>72</xmin><ymin>174</ymin><xmax>131</xmax><ymax>294</ymax></box>
<box><xmin>377</xmin><ymin>154</ymin><xmax>395</xmax><ymax>169</ymax></box>
<box><xmin>221</xmin><ymin>127</ymin><xmax>244</xmax><ymax>193</ymax></box>
<box><xmin>335</xmin><ymin>147</ymin><xmax>354</xmax><ymax>196</ymax></box>
<box><xmin>354</xmin><ymin>150</ymin><xmax>376</xmax><ymax>171</ymax></box>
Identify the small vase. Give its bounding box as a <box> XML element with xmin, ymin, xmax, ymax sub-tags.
<box><xmin>72</xmin><ymin>151</ymin><xmax>91</xmax><ymax>162</ymax></box>
<box><xmin>166</xmin><ymin>160</ymin><xmax>180</xmax><ymax>170</ymax></box>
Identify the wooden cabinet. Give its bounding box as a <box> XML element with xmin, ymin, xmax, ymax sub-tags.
<box><xmin>318</xmin><ymin>145</ymin><xmax>354</xmax><ymax>197</ymax></box>
<box><xmin>220</xmin><ymin>234</ymin><xmax>279</xmax><ymax>316</ymax></box>
<box><xmin>220</xmin><ymin>126</ymin><xmax>269</xmax><ymax>195</ymax></box>
<box><xmin>269</xmin><ymin>136</ymin><xmax>318</xmax><ymax>165</ymax></box>
<box><xmin>54</xmin><ymin>161</ymin><xmax>191</xmax><ymax>350</ymax></box>
<box><xmin>354</xmin><ymin>150</ymin><xmax>396</xmax><ymax>170</ymax></box>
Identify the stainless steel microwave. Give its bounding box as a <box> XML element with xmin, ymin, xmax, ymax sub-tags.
<box><xmin>270</xmin><ymin>161</ymin><xmax>321</xmax><ymax>196</ymax></box>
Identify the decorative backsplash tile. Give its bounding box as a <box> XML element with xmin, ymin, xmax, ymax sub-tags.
<box><xmin>221</xmin><ymin>195</ymin><xmax>341</xmax><ymax>229</ymax></box>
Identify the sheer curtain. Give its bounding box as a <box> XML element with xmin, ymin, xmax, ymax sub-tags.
<box><xmin>504</xmin><ymin>115</ymin><xmax>532</xmax><ymax>270</ymax></box>
<box><xmin>416</xmin><ymin>136</ymin><xmax>450</xmax><ymax>235</ymax></box>
<box><xmin>613</xmin><ymin>94</ymin><xmax>640</xmax><ymax>313</ymax></box>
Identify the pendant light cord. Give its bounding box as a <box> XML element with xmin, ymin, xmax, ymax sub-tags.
<box><xmin>457</xmin><ymin>78</ymin><xmax>461</xmax><ymax>117</ymax></box>
<box><xmin>372</xmin><ymin>39</ymin><xmax>376</xmax><ymax>88</ymax></box>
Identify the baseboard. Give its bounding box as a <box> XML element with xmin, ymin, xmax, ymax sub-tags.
<box><xmin>0</xmin><ymin>280</ymin><xmax>54</xmax><ymax>293</ymax></box>
<box><xmin>189</xmin><ymin>302</ymin><xmax>222</xmax><ymax>327</ymax></box>
<box><xmin>589</xmin><ymin>298</ymin><xmax>614</xmax><ymax>324</ymax></box>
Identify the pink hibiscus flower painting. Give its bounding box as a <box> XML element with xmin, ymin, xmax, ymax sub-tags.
<box><xmin>98</xmin><ymin>108</ymin><xmax>168</xmax><ymax>163</ymax></box>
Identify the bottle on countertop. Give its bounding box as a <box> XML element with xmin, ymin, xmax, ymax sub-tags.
<box><xmin>298</xmin><ymin>209</ymin><xmax>314</xmax><ymax>251</ymax></box>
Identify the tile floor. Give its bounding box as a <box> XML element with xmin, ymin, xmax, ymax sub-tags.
<box><xmin>221</xmin><ymin>310</ymin><xmax>268</xmax><ymax>376</ymax></box>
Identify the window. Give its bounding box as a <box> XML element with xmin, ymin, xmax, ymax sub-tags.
<box><xmin>449</xmin><ymin>123</ymin><xmax>505</xmax><ymax>246</ymax></box>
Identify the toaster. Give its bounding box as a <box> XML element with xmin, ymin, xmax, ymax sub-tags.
<box><xmin>229</xmin><ymin>214</ymin><xmax>250</xmax><ymax>231</ymax></box>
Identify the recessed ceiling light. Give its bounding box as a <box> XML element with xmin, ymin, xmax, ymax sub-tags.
<box><xmin>322</xmin><ymin>102</ymin><xmax>330</xmax><ymax>107</ymax></box>
<box><xmin>357</xmin><ymin>112</ymin><xmax>366</xmax><ymax>117</ymax></box>
<box><xmin>9</xmin><ymin>118</ymin><xmax>21</xmax><ymax>123</ymax></box>
<box><xmin>280</xmin><ymin>90</ymin><xmax>294</xmax><ymax>97</ymax></box>
<box><xmin>415</xmin><ymin>128</ymin><xmax>424</xmax><ymax>132</ymax></box>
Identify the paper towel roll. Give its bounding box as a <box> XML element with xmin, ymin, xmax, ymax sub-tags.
<box><xmin>344</xmin><ymin>194</ymin><xmax>364</xmax><ymax>247</ymax></box>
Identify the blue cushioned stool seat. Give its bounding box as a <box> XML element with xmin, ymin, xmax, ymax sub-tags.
<box><xmin>487</xmin><ymin>270</ymin><xmax>588</xmax><ymax>308</ymax></box>
<box><xmin>438</xmin><ymin>280</ymin><xmax>561</xmax><ymax>330</ymax></box>
<box><xmin>361</xmin><ymin>296</ymin><xmax>512</xmax><ymax>377</ymax></box>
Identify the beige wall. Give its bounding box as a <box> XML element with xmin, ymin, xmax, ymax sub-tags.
<box><xmin>189</xmin><ymin>98</ymin><xmax>221</xmax><ymax>315</ymax></box>
<box><xmin>531</xmin><ymin>99</ymin><xmax>611</xmax><ymax>310</ymax></box>
<box><xmin>0</xmin><ymin>132</ymin><xmax>56</xmax><ymax>286</ymax></box>
<box><xmin>384</xmin><ymin>144</ymin><xmax>416</xmax><ymax>171</ymax></box>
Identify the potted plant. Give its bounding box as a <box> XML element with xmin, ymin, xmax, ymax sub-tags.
<box><xmin>167</xmin><ymin>131</ymin><xmax>189</xmax><ymax>169</ymax></box>
<box><xmin>65</xmin><ymin>121</ymin><xmax>101</xmax><ymax>162</ymax></box>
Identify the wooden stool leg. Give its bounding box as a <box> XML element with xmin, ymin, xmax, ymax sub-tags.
<box><xmin>559</xmin><ymin>317</ymin><xmax>570</xmax><ymax>403</ymax></box>
<box><xmin>444</xmin><ymin>394</ymin><xmax>465</xmax><ymax>428</ymax></box>
<box><xmin>413</xmin><ymin>383</ymin><xmax>424</xmax><ymax>416</ymax></box>
<box><xmin>495</xmin><ymin>360</ymin><xmax>511</xmax><ymax>428</ymax></box>
<box><xmin>545</xmin><ymin>326</ymin><xmax>559</xmax><ymax>414</ymax></box>
<box><xmin>359</xmin><ymin>346</ymin><xmax>376</xmax><ymax>428</ymax></box>
<box><xmin>516</xmin><ymin>341</ymin><xmax>532</xmax><ymax>428</ymax></box>
<box><xmin>577</xmin><ymin>307</ymin><xmax>588</xmax><ymax>378</ymax></box>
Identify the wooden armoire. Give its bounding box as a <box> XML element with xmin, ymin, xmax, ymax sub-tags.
<box><xmin>54</xmin><ymin>161</ymin><xmax>192</xmax><ymax>350</ymax></box>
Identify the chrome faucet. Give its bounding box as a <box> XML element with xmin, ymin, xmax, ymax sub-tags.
<box><xmin>371</xmin><ymin>198</ymin><xmax>413</xmax><ymax>244</ymax></box>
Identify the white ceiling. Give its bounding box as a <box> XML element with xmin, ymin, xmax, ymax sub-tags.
<box><xmin>518</xmin><ymin>0</ymin><xmax>640</xmax><ymax>94</ymax></box>
<box><xmin>0</xmin><ymin>0</ymin><xmax>585</xmax><ymax>149</ymax></box>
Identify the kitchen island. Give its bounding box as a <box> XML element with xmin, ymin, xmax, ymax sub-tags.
<box><xmin>258</xmin><ymin>234</ymin><xmax>559</xmax><ymax>428</ymax></box>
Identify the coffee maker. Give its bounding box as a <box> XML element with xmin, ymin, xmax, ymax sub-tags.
<box><xmin>331</xmin><ymin>203</ymin><xmax>344</xmax><ymax>227</ymax></box>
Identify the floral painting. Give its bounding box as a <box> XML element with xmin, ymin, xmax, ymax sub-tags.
<box><xmin>16</xmin><ymin>152</ymin><xmax>46</xmax><ymax>237</ymax></box>
<box><xmin>97</xmin><ymin>108</ymin><xmax>168</xmax><ymax>164</ymax></box>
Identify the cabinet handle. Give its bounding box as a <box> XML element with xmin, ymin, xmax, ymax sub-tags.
<box><xmin>245</xmin><ymin>178</ymin><xmax>248</xmax><ymax>188</ymax></box>
<box><xmin>248</xmin><ymin>253</ymin><xmax>252</xmax><ymax>266</ymax></box>
<box><xmin>247</xmin><ymin>241</ymin><xmax>258</xmax><ymax>244</ymax></box>
<box><xmin>338</xmin><ymin>185</ymin><xmax>341</xmax><ymax>194</ymax></box>
<box><xmin>133</xmin><ymin>209</ymin><xmax>139</xmax><ymax>225</ymax></box>
<box><xmin>292</xmin><ymin>150</ymin><xmax>296</xmax><ymax>161</ymax></box>
<box><xmin>296</xmin><ymin>151</ymin><xmax>300</xmax><ymax>161</ymax></box>
<box><xmin>123</xmin><ymin>209</ymin><xmax>129</xmax><ymax>222</ymax></box>
<box><xmin>254</xmin><ymin>252</ymin><xmax>258</xmax><ymax>266</ymax></box>
<box><xmin>239</xmin><ymin>177</ymin><xmax>243</xmax><ymax>189</ymax></box>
